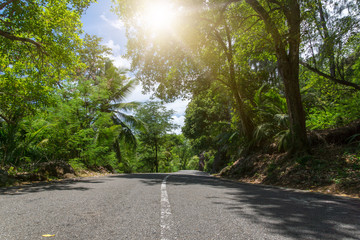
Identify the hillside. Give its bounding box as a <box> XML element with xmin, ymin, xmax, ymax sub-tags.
<box><xmin>219</xmin><ymin>121</ymin><xmax>360</xmax><ymax>198</ymax></box>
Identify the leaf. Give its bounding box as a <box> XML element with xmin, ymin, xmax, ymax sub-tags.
<box><xmin>42</xmin><ymin>234</ymin><xmax>55</xmax><ymax>237</ymax></box>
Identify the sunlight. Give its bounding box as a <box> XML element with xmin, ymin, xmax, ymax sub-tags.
<box><xmin>141</xmin><ymin>3</ymin><xmax>177</xmax><ymax>31</ymax></box>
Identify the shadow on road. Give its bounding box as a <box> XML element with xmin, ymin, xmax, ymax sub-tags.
<box><xmin>2</xmin><ymin>172</ymin><xmax>359</xmax><ymax>239</ymax></box>
<box><xmin>0</xmin><ymin>178</ymin><xmax>104</xmax><ymax>196</ymax></box>
<box><xmin>113</xmin><ymin>173</ymin><xmax>360</xmax><ymax>240</ymax></box>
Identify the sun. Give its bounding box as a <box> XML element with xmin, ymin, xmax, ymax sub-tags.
<box><xmin>142</xmin><ymin>3</ymin><xmax>177</xmax><ymax>31</ymax></box>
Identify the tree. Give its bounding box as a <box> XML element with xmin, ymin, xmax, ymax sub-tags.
<box><xmin>76</xmin><ymin>35</ymin><xmax>141</xmax><ymax>165</ymax></box>
<box><xmin>135</xmin><ymin>102</ymin><xmax>177</xmax><ymax>172</ymax></box>
<box><xmin>48</xmin><ymin>35</ymin><xmax>140</xmax><ymax>168</ymax></box>
<box><xmin>240</xmin><ymin>0</ymin><xmax>309</xmax><ymax>153</ymax></box>
<box><xmin>117</xmin><ymin>0</ymin><xmax>360</xmax><ymax>154</ymax></box>
<box><xmin>1</xmin><ymin>35</ymin><xmax>142</xmax><ymax>171</ymax></box>
<box><xmin>0</xmin><ymin>0</ymin><xmax>93</xmax><ymax>89</ymax></box>
<box><xmin>115</xmin><ymin>0</ymin><xmax>278</xmax><ymax>141</ymax></box>
<box><xmin>0</xmin><ymin>0</ymin><xmax>93</xmax><ymax>167</ymax></box>
<box><xmin>182</xmin><ymin>87</ymin><xmax>231</xmax><ymax>152</ymax></box>
<box><xmin>301</xmin><ymin>0</ymin><xmax>360</xmax><ymax>90</ymax></box>
<box><xmin>170</xmin><ymin>135</ymin><xmax>193</xmax><ymax>170</ymax></box>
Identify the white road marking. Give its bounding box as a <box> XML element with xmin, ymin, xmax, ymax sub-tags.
<box><xmin>161</xmin><ymin>175</ymin><xmax>172</xmax><ymax>240</ymax></box>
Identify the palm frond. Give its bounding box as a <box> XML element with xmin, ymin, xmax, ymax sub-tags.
<box><xmin>119</xmin><ymin>126</ymin><xmax>137</xmax><ymax>148</ymax></box>
<box><xmin>254</xmin><ymin>84</ymin><xmax>268</xmax><ymax>107</ymax></box>
<box><xmin>113</xmin><ymin>111</ymin><xmax>146</xmax><ymax>132</ymax></box>
<box><xmin>111</xmin><ymin>101</ymin><xmax>141</xmax><ymax>112</ymax></box>
<box><xmin>274</xmin><ymin>129</ymin><xmax>291</xmax><ymax>151</ymax></box>
<box><xmin>253</xmin><ymin>123</ymin><xmax>272</xmax><ymax>141</ymax></box>
<box><xmin>112</xmin><ymin>79</ymin><xmax>136</xmax><ymax>102</ymax></box>
<box><xmin>274</xmin><ymin>113</ymin><xmax>289</xmax><ymax>128</ymax></box>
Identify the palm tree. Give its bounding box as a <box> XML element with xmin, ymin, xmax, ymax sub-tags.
<box><xmin>95</xmin><ymin>60</ymin><xmax>143</xmax><ymax>164</ymax></box>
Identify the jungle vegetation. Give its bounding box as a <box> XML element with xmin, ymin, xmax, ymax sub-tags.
<box><xmin>1</xmin><ymin>0</ymin><xmax>360</xmax><ymax>181</ymax></box>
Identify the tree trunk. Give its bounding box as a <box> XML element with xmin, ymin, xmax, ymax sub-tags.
<box><xmin>317</xmin><ymin>0</ymin><xmax>336</xmax><ymax>78</ymax></box>
<box><xmin>279</xmin><ymin>0</ymin><xmax>310</xmax><ymax>153</ymax></box>
<box><xmin>113</xmin><ymin>138</ymin><xmax>122</xmax><ymax>163</ymax></box>
<box><xmin>226</xmin><ymin>22</ymin><xmax>255</xmax><ymax>140</ymax></box>
<box><xmin>213</xmin><ymin>20</ymin><xmax>255</xmax><ymax>140</ymax></box>
<box><xmin>278</xmin><ymin>57</ymin><xmax>309</xmax><ymax>153</ymax></box>
<box><xmin>245</xmin><ymin>0</ymin><xmax>310</xmax><ymax>153</ymax></box>
<box><xmin>155</xmin><ymin>141</ymin><xmax>159</xmax><ymax>173</ymax></box>
<box><xmin>232</xmin><ymin>88</ymin><xmax>255</xmax><ymax>140</ymax></box>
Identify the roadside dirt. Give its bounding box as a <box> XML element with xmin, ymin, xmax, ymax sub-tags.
<box><xmin>0</xmin><ymin>168</ymin><xmax>113</xmax><ymax>188</ymax></box>
<box><xmin>219</xmin><ymin>144</ymin><xmax>360</xmax><ymax>199</ymax></box>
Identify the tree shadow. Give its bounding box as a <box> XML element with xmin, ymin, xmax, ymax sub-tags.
<box><xmin>219</xmin><ymin>185</ymin><xmax>360</xmax><ymax>239</ymax></box>
<box><xmin>114</xmin><ymin>173</ymin><xmax>360</xmax><ymax>239</ymax></box>
<box><xmin>0</xmin><ymin>178</ymin><xmax>105</xmax><ymax>196</ymax></box>
<box><xmin>2</xmin><ymin>172</ymin><xmax>359</xmax><ymax>239</ymax></box>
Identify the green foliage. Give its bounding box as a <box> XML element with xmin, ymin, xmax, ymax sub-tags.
<box><xmin>0</xmin><ymin>0</ymin><xmax>94</xmax><ymax>168</ymax></box>
<box><xmin>203</xmin><ymin>151</ymin><xmax>215</xmax><ymax>173</ymax></box>
<box><xmin>0</xmin><ymin>32</ymin><xmax>141</xmax><ymax>173</ymax></box>
<box><xmin>249</xmin><ymin>84</ymin><xmax>293</xmax><ymax>151</ymax></box>
<box><xmin>68</xmin><ymin>158</ymin><xmax>85</xmax><ymax>172</ymax></box>
<box><xmin>0</xmin><ymin>0</ymin><xmax>93</xmax><ymax>123</ymax></box>
<box><xmin>182</xmin><ymin>87</ymin><xmax>231</xmax><ymax>152</ymax></box>
<box><xmin>3</xmin><ymin>0</ymin><xmax>360</xmax><ymax>178</ymax></box>
<box><xmin>135</xmin><ymin>102</ymin><xmax>177</xmax><ymax>172</ymax></box>
<box><xmin>186</xmin><ymin>155</ymin><xmax>199</xmax><ymax>170</ymax></box>
<box><xmin>301</xmin><ymin>0</ymin><xmax>360</xmax><ymax>90</ymax></box>
<box><xmin>307</xmin><ymin>92</ymin><xmax>360</xmax><ymax>130</ymax></box>
<box><xmin>7</xmin><ymin>166</ymin><xmax>17</xmax><ymax>177</ymax></box>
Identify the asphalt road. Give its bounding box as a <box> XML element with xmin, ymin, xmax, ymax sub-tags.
<box><xmin>1</xmin><ymin>170</ymin><xmax>360</xmax><ymax>239</ymax></box>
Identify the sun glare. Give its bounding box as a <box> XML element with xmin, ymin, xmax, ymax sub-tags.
<box><xmin>142</xmin><ymin>3</ymin><xmax>177</xmax><ymax>31</ymax></box>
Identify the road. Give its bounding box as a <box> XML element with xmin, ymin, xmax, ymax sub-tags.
<box><xmin>1</xmin><ymin>170</ymin><xmax>360</xmax><ymax>239</ymax></box>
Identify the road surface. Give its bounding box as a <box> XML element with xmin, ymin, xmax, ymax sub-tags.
<box><xmin>1</xmin><ymin>170</ymin><xmax>360</xmax><ymax>239</ymax></box>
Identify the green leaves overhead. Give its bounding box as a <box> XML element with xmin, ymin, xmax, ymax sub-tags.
<box><xmin>0</xmin><ymin>0</ymin><xmax>94</xmax><ymax>125</ymax></box>
<box><xmin>301</xmin><ymin>0</ymin><xmax>360</xmax><ymax>90</ymax></box>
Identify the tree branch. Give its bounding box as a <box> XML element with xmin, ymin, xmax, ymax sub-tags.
<box><xmin>0</xmin><ymin>113</ymin><xmax>12</xmax><ymax>124</ymax></box>
<box><xmin>244</xmin><ymin>0</ymin><xmax>287</xmax><ymax>58</ymax></box>
<box><xmin>243</xmin><ymin>19</ymin><xmax>261</xmax><ymax>33</ymax></box>
<box><xmin>0</xmin><ymin>29</ymin><xmax>46</xmax><ymax>53</ymax></box>
<box><xmin>300</xmin><ymin>60</ymin><xmax>360</xmax><ymax>91</ymax></box>
<box><xmin>215</xmin><ymin>77</ymin><xmax>231</xmax><ymax>88</ymax></box>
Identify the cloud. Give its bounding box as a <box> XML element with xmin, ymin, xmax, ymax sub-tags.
<box><xmin>125</xmin><ymin>83</ymin><xmax>153</xmax><ymax>103</ymax></box>
<box><xmin>170</xmin><ymin>115</ymin><xmax>185</xmax><ymax>134</ymax></box>
<box><xmin>111</xmin><ymin>55</ymin><xmax>131</xmax><ymax>69</ymax></box>
<box><xmin>103</xmin><ymin>40</ymin><xmax>130</xmax><ymax>69</ymax></box>
<box><xmin>105</xmin><ymin>40</ymin><xmax>121</xmax><ymax>53</ymax></box>
<box><xmin>172</xmin><ymin>115</ymin><xmax>185</xmax><ymax>127</ymax></box>
<box><xmin>100</xmin><ymin>14</ymin><xmax>125</xmax><ymax>30</ymax></box>
<box><xmin>165</xmin><ymin>99</ymin><xmax>190</xmax><ymax>116</ymax></box>
<box><xmin>166</xmin><ymin>99</ymin><xmax>189</xmax><ymax>134</ymax></box>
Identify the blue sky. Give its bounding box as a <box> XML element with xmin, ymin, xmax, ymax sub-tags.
<box><xmin>81</xmin><ymin>0</ymin><xmax>189</xmax><ymax>132</ymax></box>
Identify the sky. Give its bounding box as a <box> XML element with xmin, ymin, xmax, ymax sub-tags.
<box><xmin>80</xmin><ymin>0</ymin><xmax>189</xmax><ymax>133</ymax></box>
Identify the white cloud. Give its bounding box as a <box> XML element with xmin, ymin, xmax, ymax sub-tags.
<box><xmin>111</xmin><ymin>55</ymin><xmax>131</xmax><ymax>69</ymax></box>
<box><xmin>125</xmin><ymin>83</ymin><xmax>153</xmax><ymax>103</ymax></box>
<box><xmin>105</xmin><ymin>40</ymin><xmax>121</xmax><ymax>53</ymax></box>
<box><xmin>172</xmin><ymin>115</ymin><xmax>185</xmax><ymax>127</ymax></box>
<box><xmin>103</xmin><ymin>40</ymin><xmax>131</xmax><ymax>69</ymax></box>
<box><xmin>166</xmin><ymin>99</ymin><xmax>189</xmax><ymax>134</ymax></box>
<box><xmin>165</xmin><ymin>99</ymin><xmax>190</xmax><ymax>116</ymax></box>
<box><xmin>100</xmin><ymin>14</ymin><xmax>125</xmax><ymax>30</ymax></box>
<box><xmin>170</xmin><ymin>115</ymin><xmax>185</xmax><ymax>134</ymax></box>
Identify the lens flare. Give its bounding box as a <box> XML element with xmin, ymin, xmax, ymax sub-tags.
<box><xmin>142</xmin><ymin>3</ymin><xmax>177</xmax><ymax>31</ymax></box>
